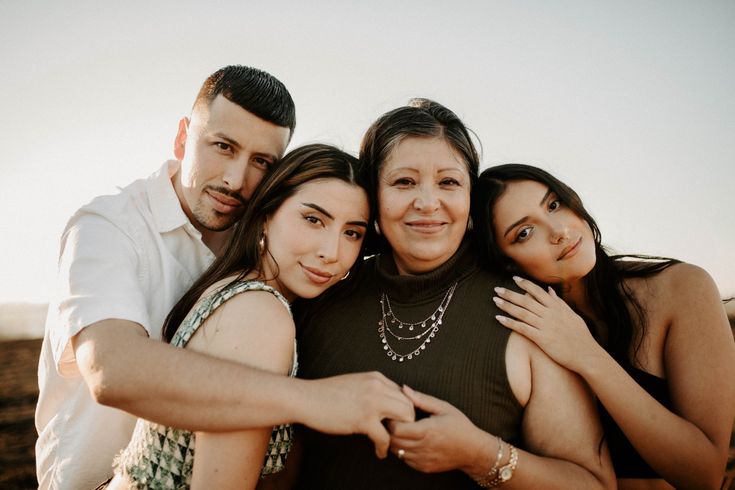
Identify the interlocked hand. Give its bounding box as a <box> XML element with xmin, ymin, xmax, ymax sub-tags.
<box><xmin>388</xmin><ymin>386</ymin><xmax>486</xmax><ymax>474</ymax></box>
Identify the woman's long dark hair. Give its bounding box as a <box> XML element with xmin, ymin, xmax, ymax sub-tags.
<box><xmin>473</xmin><ymin>164</ymin><xmax>678</xmax><ymax>368</ymax></box>
<box><xmin>162</xmin><ymin>144</ymin><xmax>366</xmax><ymax>342</ymax></box>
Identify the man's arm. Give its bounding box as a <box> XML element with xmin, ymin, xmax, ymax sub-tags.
<box><xmin>73</xmin><ymin>320</ymin><xmax>414</xmax><ymax>457</ymax></box>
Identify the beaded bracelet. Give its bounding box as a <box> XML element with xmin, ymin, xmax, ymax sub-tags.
<box><xmin>474</xmin><ymin>436</ymin><xmax>504</xmax><ymax>488</ymax></box>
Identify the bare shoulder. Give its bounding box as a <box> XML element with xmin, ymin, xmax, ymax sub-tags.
<box><xmin>209</xmin><ymin>288</ymin><xmax>292</xmax><ymax>329</ymax></box>
<box><xmin>655</xmin><ymin>262</ymin><xmax>717</xmax><ymax>291</ymax></box>
<box><xmin>186</xmin><ymin>286</ymin><xmax>295</xmax><ymax>373</ymax></box>
<box><xmin>630</xmin><ymin>262</ymin><xmax>718</xmax><ymax>299</ymax></box>
<box><xmin>626</xmin><ymin>262</ymin><xmax>722</xmax><ymax>322</ymax></box>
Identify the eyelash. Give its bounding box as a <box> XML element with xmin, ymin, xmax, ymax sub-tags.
<box><xmin>392</xmin><ymin>178</ymin><xmax>413</xmax><ymax>187</ymax></box>
<box><xmin>214</xmin><ymin>142</ymin><xmax>273</xmax><ymax>170</ymax></box>
<box><xmin>391</xmin><ymin>178</ymin><xmax>462</xmax><ymax>187</ymax></box>
<box><xmin>304</xmin><ymin>214</ymin><xmax>323</xmax><ymax>226</ymax></box>
<box><xmin>511</xmin><ymin>199</ymin><xmax>563</xmax><ymax>243</ymax></box>
<box><xmin>344</xmin><ymin>229</ymin><xmax>364</xmax><ymax>240</ymax></box>
<box><xmin>304</xmin><ymin>214</ymin><xmax>364</xmax><ymax>241</ymax></box>
<box><xmin>253</xmin><ymin>157</ymin><xmax>271</xmax><ymax>169</ymax></box>
<box><xmin>513</xmin><ymin>226</ymin><xmax>533</xmax><ymax>244</ymax></box>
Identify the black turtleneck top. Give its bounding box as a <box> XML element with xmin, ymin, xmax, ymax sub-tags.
<box><xmin>295</xmin><ymin>241</ymin><xmax>523</xmax><ymax>489</ymax></box>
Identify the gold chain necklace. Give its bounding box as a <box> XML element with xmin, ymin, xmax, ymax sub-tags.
<box><xmin>378</xmin><ymin>282</ymin><xmax>458</xmax><ymax>362</ymax></box>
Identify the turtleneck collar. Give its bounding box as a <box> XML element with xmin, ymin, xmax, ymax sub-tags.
<box><xmin>375</xmin><ymin>238</ymin><xmax>479</xmax><ymax>304</ymax></box>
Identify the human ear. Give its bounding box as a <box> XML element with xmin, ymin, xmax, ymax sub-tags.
<box><xmin>173</xmin><ymin>117</ymin><xmax>190</xmax><ymax>161</ymax></box>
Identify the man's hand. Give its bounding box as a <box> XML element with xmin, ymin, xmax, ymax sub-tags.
<box><xmin>299</xmin><ymin>372</ymin><xmax>415</xmax><ymax>458</ymax></box>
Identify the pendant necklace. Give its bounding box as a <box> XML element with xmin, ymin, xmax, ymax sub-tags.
<box><xmin>378</xmin><ymin>282</ymin><xmax>458</xmax><ymax>362</ymax></box>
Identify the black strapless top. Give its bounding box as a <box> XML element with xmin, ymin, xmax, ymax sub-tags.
<box><xmin>599</xmin><ymin>367</ymin><xmax>670</xmax><ymax>478</ymax></box>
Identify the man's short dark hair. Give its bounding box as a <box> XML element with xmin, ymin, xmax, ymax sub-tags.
<box><xmin>194</xmin><ymin>65</ymin><xmax>296</xmax><ymax>136</ymax></box>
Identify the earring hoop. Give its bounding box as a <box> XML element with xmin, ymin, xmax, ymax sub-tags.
<box><xmin>373</xmin><ymin>222</ymin><xmax>381</xmax><ymax>236</ymax></box>
<box><xmin>340</xmin><ymin>271</ymin><xmax>350</xmax><ymax>281</ymax></box>
<box><xmin>467</xmin><ymin>216</ymin><xmax>474</xmax><ymax>231</ymax></box>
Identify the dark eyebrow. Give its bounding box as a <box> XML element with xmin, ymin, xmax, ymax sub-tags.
<box><xmin>503</xmin><ymin>216</ymin><xmax>528</xmax><ymax>238</ymax></box>
<box><xmin>502</xmin><ymin>188</ymin><xmax>553</xmax><ymax>237</ymax></box>
<box><xmin>303</xmin><ymin>203</ymin><xmax>333</xmax><ymax>219</ymax></box>
<box><xmin>302</xmin><ymin>203</ymin><xmax>368</xmax><ymax>228</ymax></box>
<box><xmin>348</xmin><ymin>220</ymin><xmax>369</xmax><ymax>228</ymax></box>
<box><xmin>213</xmin><ymin>132</ymin><xmax>278</xmax><ymax>162</ymax></box>
<box><xmin>212</xmin><ymin>132</ymin><xmax>241</xmax><ymax>149</ymax></box>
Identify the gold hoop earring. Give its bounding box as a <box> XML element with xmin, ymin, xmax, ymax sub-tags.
<box><xmin>373</xmin><ymin>222</ymin><xmax>381</xmax><ymax>236</ymax></box>
<box><xmin>340</xmin><ymin>271</ymin><xmax>350</xmax><ymax>281</ymax></box>
<box><xmin>258</xmin><ymin>235</ymin><xmax>266</xmax><ymax>254</ymax></box>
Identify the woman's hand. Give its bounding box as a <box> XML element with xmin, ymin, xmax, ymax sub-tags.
<box><xmin>493</xmin><ymin>276</ymin><xmax>603</xmax><ymax>373</ymax></box>
<box><xmin>388</xmin><ymin>386</ymin><xmax>490</xmax><ymax>475</ymax></box>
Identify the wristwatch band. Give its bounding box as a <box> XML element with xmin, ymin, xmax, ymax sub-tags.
<box><xmin>487</xmin><ymin>444</ymin><xmax>518</xmax><ymax>487</ymax></box>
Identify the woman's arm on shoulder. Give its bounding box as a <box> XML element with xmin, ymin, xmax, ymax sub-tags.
<box><xmin>186</xmin><ymin>289</ymin><xmax>296</xmax><ymax>490</ymax></box>
<box><xmin>496</xmin><ymin>264</ymin><xmax>735</xmax><ymax>487</ymax></box>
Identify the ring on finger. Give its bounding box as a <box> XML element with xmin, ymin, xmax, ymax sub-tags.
<box><xmin>397</xmin><ymin>448</ymin><xmax>405</xmax><ymax>460</ymax></box>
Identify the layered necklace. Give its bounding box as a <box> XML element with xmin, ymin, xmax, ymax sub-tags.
<box><xmin>378</xmin><ymin>282</ymin><xmax>458</xmax><ymax>362</ymax></box>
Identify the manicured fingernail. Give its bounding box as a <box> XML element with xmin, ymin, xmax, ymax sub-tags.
<box><xmin>493</xmin><ymin>297</ymin><xmax>503</xmax><ymax>305</ymax></box>
<box><xmin>494</xmin><ymin>287</ymin><xmax>505</xmax><ymax>294</ymax></box>
<box><xmin>513</xmin><ymin>276</ymin><xmax>522</xmax><ymax>283</ymax></box>
<box><xmin>496</xmin><ymin>315</ymin><xmax>508</xmax><ymax>323</ymax></box>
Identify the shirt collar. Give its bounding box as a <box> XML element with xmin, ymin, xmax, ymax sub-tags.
<box><xmin>147</xmin><ymin>160</ymin><xmax>192</xmax><ymax>234</ymax></box>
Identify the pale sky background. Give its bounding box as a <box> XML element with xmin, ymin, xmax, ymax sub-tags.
<box><xmin>1</xmin><ymin>0</ymin><xmax>734</xmax><ymax>308</ymax></box>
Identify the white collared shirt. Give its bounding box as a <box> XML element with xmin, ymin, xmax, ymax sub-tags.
<box><xmin>35</xmin><ymin>161</ymin><xmax>215</xmax><ymax>490</ymax></box>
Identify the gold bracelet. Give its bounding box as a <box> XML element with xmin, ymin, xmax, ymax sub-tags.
<box><xmin>487</xmin><ymin>444</ymin><xmax>518</xmax><ymax>487</ymax></box>
<box><xmin>474</xmin><ymin>436</ymin><xmax>504</xmax><ymax>488</ymax></box>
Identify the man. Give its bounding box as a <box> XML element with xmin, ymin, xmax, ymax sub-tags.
<box><xmin>36</xmin><ymin>65</ymin><xmax>413</xmax><ymax>489</ymax></box>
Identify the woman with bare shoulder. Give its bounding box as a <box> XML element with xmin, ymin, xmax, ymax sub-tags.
<box><xmin>478</xmin><ymin>164</ymin><xmax>735</xmax><ymax>489</ymax></box>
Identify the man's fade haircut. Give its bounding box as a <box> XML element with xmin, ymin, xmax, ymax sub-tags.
<box><xmin>194</xmin><ymin>65</ymin><xmax>296</xmax><ymax>137</ymax></box>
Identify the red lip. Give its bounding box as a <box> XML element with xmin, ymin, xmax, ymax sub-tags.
<box><xmin>557</xmin><ymin>237</ymin><xmax>582</xmax><ymax>260</ymax></box>
<box><xmin>301</xmin><ymin>264</ymin><xmax>333</xmax><ymax>285</ymax></box>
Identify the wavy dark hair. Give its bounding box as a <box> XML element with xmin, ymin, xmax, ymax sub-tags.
<box><xmin>473</xmin><ymin>163</ymin><xmax>679</xmax><ymax>367</ymax></box>
<box><xmin>194</xmin><ymin>65</ymin><xmax>296</xmax><ymax>138</ymax></box>
<box><xmin>358</xmin><ymin>98</ymin><xmax>481</xmax><ymax>255</ymax></box>
<box><xmin>162</xmin><ymin>144</ymin><xmax>365</xmax><ymax>342</ymax></box>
